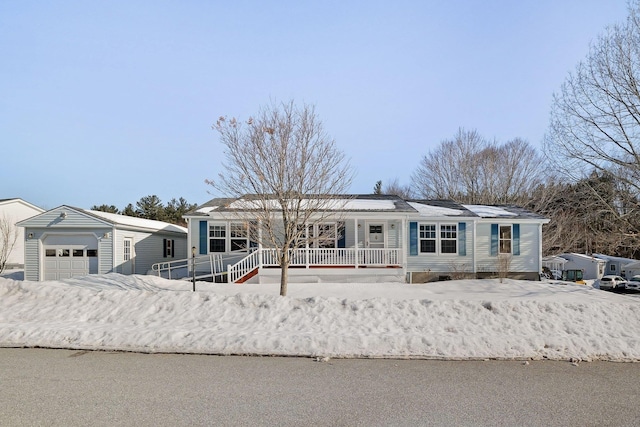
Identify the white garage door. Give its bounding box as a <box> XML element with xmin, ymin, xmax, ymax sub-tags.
<box><xmin>43</xmin><ymin>235</ymin><xmax>99</xmax><ymax>280</ymax></box>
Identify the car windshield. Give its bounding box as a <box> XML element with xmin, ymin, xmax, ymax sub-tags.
<box><xmin>631</xmin><ymin>277</ymin><xmax>640</xmax><ymax>282</ymax></box>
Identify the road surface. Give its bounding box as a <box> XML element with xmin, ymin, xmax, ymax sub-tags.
<box><xmin>1</xmin><ymin>348</ymin><xmax>638</xmax><ymax>426</ymax></box>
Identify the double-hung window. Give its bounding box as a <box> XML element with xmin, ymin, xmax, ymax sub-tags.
<box><xmin>315</xmin><ymin>223</ymin><xmax>337</xmax><ymax>248</ymax></box>
<box><xmin>305</xmin><ymin>223</ymin><xmax>337</xmax><ymax>248</ymax></box>
<box><xmin>417</xmin><ymin>223</ymin><xmax>457</xmax><ymax>254</ymax></box>
<box><xmin>499</xmin><ymin>225</ymin><xmax>512</xmax><ymax>254</ymax></box>
<box><xmin>440</xmin><ymin>224</ymin><xmax>457</xmax><ymax>254</ymax></box>
<box><xmin>419</xmin><ymin>224</ymin><xmax>436</xmax><ymax>253</ymax></box>
<box><xmin>209</xmin><ymin>224</ymin><xmax>226</xmax><ymax>252</ymax></box>
<box><xmin>230</xmin><ymin>222</ymin><xmax>249</xmax><ymax>252</ymax></box>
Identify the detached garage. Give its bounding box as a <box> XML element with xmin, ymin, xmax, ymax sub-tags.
<box><xmin>18</xmin><ymin>206</ymin><xmax>187</xmax><ymax>281</ymax></box>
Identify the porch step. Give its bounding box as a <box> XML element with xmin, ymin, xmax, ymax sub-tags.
<box><xmin>235</xmin><ymin>267</ymin><xmax>259</xmax><ymax>284</ymax></box>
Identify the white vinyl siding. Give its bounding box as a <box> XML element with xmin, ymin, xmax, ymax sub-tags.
<box><xmin>406</xmin><ymin>221</ymin><xmax>473</xmax><ymax>273</ymax></box>
<box><xmin>20</xmin><ymin>206</ymin><xmax>187</xmax><ymax>281</ymax></box>
<box><xmin>475</xmin><ymin>222</ymin><xmax>541</xmax><ymax>273</ymax></box>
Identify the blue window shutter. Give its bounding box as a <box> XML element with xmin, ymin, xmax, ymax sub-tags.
<box><xmin>513</xmin><ymin>224</ymin><xmax>520</xmax><ymax>256</ymax></box>
<box><xmin>338</xmin><ymin>222</ymin><xmax>346</xmax><ymax>248</ymax></box>
<box><xmin>409</xmin><ymin>222</ymin><xmax>418</xmax><ymax>256</ymax></box>
<box><xmin>490</xmin><ymin>224</ymin><xmax>498</xmax><ymax>256</ymax></box>
<box><xmin>458</xmin><ymin>222</ymin><xmax>466</xmax><ymax>256</ymax></box>
<box><xmin>199</xmin><ymin>221</ymin><xmax>207</xmax><ymax>255</ymax></box>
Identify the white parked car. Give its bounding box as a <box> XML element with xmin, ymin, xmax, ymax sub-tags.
<box><xmin>598</xmin><ymin>275</ymin><xmax>627</xmax><ymax>291</ymax></box>
<box><xmin>625</xmin><ymin>275</ymin><xmax>640</xmax><ymax>291</ymax></box>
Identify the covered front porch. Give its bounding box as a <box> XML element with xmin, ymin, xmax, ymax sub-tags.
<box><xmin>228</xmin><ymin>247</ymin><xmax>404</xmax><ymax>283</ymax></box>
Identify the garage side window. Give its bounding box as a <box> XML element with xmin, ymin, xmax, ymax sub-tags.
<box><xmin>87</xmin><ymin>249</ymin><xmax>98</xmax><ymax>257</ymax></box>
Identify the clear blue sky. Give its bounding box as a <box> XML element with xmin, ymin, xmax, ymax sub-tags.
<box><xmin>0</xmin><ymin>0</ymin><xmax>630</xmax><ymax>210</ymax></box>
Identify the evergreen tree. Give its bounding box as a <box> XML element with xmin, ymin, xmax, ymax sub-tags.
<box><xmin>121</xmin><ymin>203</ymin><xmax>137</xmax><ymax>217</ymax></box>
<box><xmin>135</xmin><ymin>195</ymin><xmax>165</xmax><ymax>221</ymax></box>
<box><xmin>373</xmin><ymin>180</ymin><xmax>382</xmax><ymax>195</ymax></box>
<box><xmin>91</xmin><ymin>204</ymin><xmax>119</xmax><ymax>214</ymax></box>
<box><xmin>164</xmin><ymin>197</ymin><xmax>196</xmax><ymax>226</ymax></box>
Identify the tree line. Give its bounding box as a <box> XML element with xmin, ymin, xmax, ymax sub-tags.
<box><xmin>91</xmin><ymin>196</ymin><xmax>196</xmax><ymax>227</ymax></box>
<box><xmin>370</xmin><ymin>1</ymin><xmax>640</xmax><ymax>260</ymax></box>
<box><xmin>373</xmin><ymin>126</ymin><xmax>640</xmax><ymax>259</ymax></box>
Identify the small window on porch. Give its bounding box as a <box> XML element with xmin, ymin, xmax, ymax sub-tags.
<box><xmin>230</xmin><ymin>222</ymin><xmax>250</xmax><ymax>252</ymax></box>
<box><xmin>316</xmin><ymin>223</ymin><xmax>337</xmax><ymax>248</ymax></box>
<box><xmin>209</xmin><ymin>225</ymin><xmax>226</xmax><ymax>252</ymax></box>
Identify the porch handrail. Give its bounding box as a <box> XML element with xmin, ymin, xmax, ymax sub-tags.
<box><xmin>227</xmin><ymin>249</ymin><xmax>262</xmax><ymax>283</ymax></box>
<box><xmin>151</xmin><ymin>253</ymin><xmax>224</xmax><ymax>280</ymax></box>
<box><xmin>258</xmin><ymin>247</ymin><xmax>402</xmax><ymax>267</ymax></box>
<box><xmin>226</xmin><ymin>247</ymin><xmax>402</xmax><ymax>283</ymax></box>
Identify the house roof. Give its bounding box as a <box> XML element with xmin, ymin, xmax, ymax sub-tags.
<box><xmin>558</xmin><ymin>253</ymin><xmax>607</xmax><ymax>264</ymax></box>
<box><xmin>18</xmin><ymin>205</ymin><xmax>187</xmax><ymax>234</ymax></box>
<box><xmin>188</xmin><ymin>194</ymin><xmax>419</xmax><ymax>215</ymax></box>
<box><xmin>84</xmin><ymin>209</ymin><xmax>187</xmax><ymax>234</ymax></box>
<box><xmin>187</xmin><ymin>195</ymin><xmax>547</xmax><ymax>221</ymax></box>
<box><xmin>0</xmin><ymin>198</ymin><xmax>45</xmax><ymax>212</ymax></box>
<box><xmin>592</xmin><ymin>253</ymin><xmax>638</xmax><ymax>264</ymax></box>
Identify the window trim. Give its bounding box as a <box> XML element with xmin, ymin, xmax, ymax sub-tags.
<box><xmin>310</xmin><ymin>222</ymin><xmax>338</xmax><ymax>248</ymax></box>
<box><xmin>440</xmin><ymin>224</ymin><xmax>457</xmax><ymax>254</ymax></box>
<box><xmin>209</xmin><ymin>223</ymin><xmax>226</xmax><ymax>253</ymax></box>
<box><xmin>419</xmin><ymin>224</ymin><xmax>436</xmax><ymax>254</ymax></box>
<box><xmin>417</xmin><ymin>222</ymin><xmax>458</xmax><ymax>255</ymax></box>
<box><xmin>498</xmin><ymin>224</ymin><xmax>512</xmax><ymax>255</ymax></box>
<box><xmin>230</xmin><ymin>222</ymin><xmax>250</xmax><ymax>252</ymax></box>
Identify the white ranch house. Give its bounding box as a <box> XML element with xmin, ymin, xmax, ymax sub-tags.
<box><xmin>18</xmin><ymin>206</ymin><xmax>187</xmax><ymax>281</ymax></box>
<box><xmin>181</xmin><ymin>195</ymin><xmax>549</xmax><ymax>283</ymax></box>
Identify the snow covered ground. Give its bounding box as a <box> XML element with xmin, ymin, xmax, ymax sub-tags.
<box><xmin>1</xmin><ymin>270</ymin><xmax>639</xmax><ymax>361</ymax></box>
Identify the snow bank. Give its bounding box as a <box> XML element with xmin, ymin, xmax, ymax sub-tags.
<box><xmin>0</xmin><ymin>273</ymin><xmax>639</xmax><ymax>361</ymax></box>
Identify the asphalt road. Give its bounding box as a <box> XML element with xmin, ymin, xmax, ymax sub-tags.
<box><xmin>0</xmin><ymin>348</ymin><xmax>639</xmax><ymax>426</ymax></box>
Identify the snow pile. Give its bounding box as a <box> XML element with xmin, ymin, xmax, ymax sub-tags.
<box><xmin>1</xmin><ymin>272</ymin><xmax>639</xmax><ymax>361</ymax></box>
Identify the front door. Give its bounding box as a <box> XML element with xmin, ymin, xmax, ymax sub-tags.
<box><xmin>367</xmin><ymin>224</ymin><xmax>385</xmax><ymax>249</ymax></box>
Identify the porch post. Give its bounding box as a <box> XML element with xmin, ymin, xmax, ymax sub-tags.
<box><xmin>258</xmin><ymin>220</ymin><xmax>263</xmax><ymax>268</ymax></box>
<box><xmin>401</xmin><ymin>217</ymin><xmax>407</xmax><ymax>270</ymax></box>
<box><xmin>472</xmin><ymin>220</ymin><xmax>477</xmax><ymax>276</ymax></box>
<box><xmin>306</xmin><ymin>222</ymin><xmax>310</xmax><ymax>269</ymax></box>
<box><xmin>354</xmin><ymin>217</ymin><xmax>359</xmax><ymax>268</ymax></box>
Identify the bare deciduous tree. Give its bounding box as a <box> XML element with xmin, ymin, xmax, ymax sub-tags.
<box><xmin>373</xmin><ymin>178</ymin><xmax>414</xmax><ymax>199</ymax></box>
<box><xmin>528</xmin><ymin>172</ymin><xmax>640</xmax><ymax>258</ymax></box>
<box><xmin>413</xmin><ymin>128</ymin><xmax>543</xmax><ymax>205</ymax></box>
<box><xmin>496</xmin><ymin>254</ymin><xmax>512</xmax><ymax>283</ymax></box>
<box><xmin>0</xmin><ymin>215</ymin><xmax>19</xmax><ymax>274</ymax></box>
<box><xmin>209</xmin><ymin>100</ymin><xmax>353</xmax><ymax>296</ymax></box>
<box><xmin>545</xmin><ymin>1</ymin><xmax>640</xmax><ymax>239</ymax></box>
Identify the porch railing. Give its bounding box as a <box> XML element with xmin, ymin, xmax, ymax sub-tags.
<box><xmin>227</xmin><ymin>249</ymin><xmax>261</xmax><ymax>283</ymax></box>
<box><xmin>151</xmin><ymin>253</ymin><xmax>225</xmax><ymax>280</ymax></box>
<box><xmin>227</xmin><ymin>247</ymin><xmax>402</xmax><ymax>283</ymax></box>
